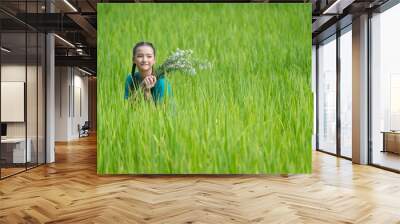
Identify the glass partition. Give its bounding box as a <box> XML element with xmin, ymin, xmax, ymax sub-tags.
<box><xmin>371</xmin><ymin>3</ymin><xmax>400</xmax><ymax>171</ymax></box>
<box><xmin>317</xmin><ymin>35</ymin><xmax>337</xmax><ymax>154</ymax></box>
<box><xmin>1</xmin><ymin>30</ymin><xmax>27</xmax><ymax>177</ymax></box>
<box><xmin>339</xmin><ymin>27</ymin><xmax>352</xmax><ymax>158</ymax></box>
<box><xmin>0</xmin><ymin>1</ymin><xmax>46</xmax><ymax>179</ymax></box>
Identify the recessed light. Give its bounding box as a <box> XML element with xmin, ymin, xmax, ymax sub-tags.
<box><xmin>1</xmin><ymin>47</ymin><xmax>11</xmax><ymax>53</ymax></box>
<box><xmin>63</xmin><ymin>0</ymin><xmax>78</xmax><ymax>12</ymax></box>
<box><xmin>54</xmin><ymin>34</ymin><xmax>75</xmax><ymax>48</ymax></box>
<box><xmin>78</xmin><ymin>67</ymin><xmax>92</xmax><ymax>76</ymax></box>
<box><xmin>322</xmin><ymin>0</ymin><xmax>353</xmax><ymax>15</ymax></box>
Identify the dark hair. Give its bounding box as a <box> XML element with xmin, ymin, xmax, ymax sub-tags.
<box><xmin>131</xmin><ymin>42</ymin><xmax>156</xmax><ymax>76</ymax></box>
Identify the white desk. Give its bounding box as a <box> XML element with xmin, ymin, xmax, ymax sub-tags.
<box><xmin>1</xmin><ymin>138</ymin><xmax>31</xmax><ymax>163</ymax></box>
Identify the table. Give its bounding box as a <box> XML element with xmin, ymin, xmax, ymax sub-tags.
<box><xmin>1</xmin><ymin>138</ymin><xmax>31</xmax><ymax>163</ymax></box>
<box><xmin>381</xmin><ymin>131</ymin><xmax>400</xmax><ymax>154</ymax></box>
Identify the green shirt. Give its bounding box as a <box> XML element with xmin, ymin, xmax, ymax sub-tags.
<box><xmin>124</xmin><ymin>72</ymin><xmax>172</xmax><ymax>103</ymax></box>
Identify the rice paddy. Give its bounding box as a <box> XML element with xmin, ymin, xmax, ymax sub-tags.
<box><xmin>97</xmin><ymin>3</ymin><xmax>312</xmax><ymax>174</ymax></box>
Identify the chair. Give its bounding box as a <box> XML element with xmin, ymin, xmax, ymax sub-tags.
<box><xmin>78</xmin><ymin>121</ymin><xmax>90</xmax><ymax>138</ymax></box>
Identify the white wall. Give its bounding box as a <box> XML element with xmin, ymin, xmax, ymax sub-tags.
<box><xmin>72</xmin><ymin>72</ymin><xmax>89</xmax><ymax>138</ymax></box>
<box><xmin>1</xmin><ymin>65</ymin><xmax>26</xmax><ymax>140</ymax></box>
<box><xmin>1</xmin><ymin>65</ymin><xmax>39</xmax><ymax>136</ymax></box>
<box><xmin>1</xmin><ymin>65</ymin><xmax>25</xmax><ymax>81</ymax></box>
<box><xmin>55</xmin><ymin>67</ymin><xmax>69</xmax><ymax>141</ymax></box>
<box><xmin>55</xmin><ymin>67</ymin><xmax>89</xmax><ymax>141</ymax></box>
<box><xmin>1</xmin><ymin>82</ymin><xmax>25</xmax><ymax>122</ymax></box>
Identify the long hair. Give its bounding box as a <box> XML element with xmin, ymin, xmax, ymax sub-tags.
<box><xmin>131</xmin><ymin>42</ymin><xmax>156</xmax><ymax>77</ymax></box>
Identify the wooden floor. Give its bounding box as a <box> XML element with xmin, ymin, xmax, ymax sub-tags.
<box><xmin>1</xmin><ymin>163</ymin><xmax>45</xmax><ymax>178</ymax></box>
<box><xmin>1</xmin><ymin>135</ymin><xmax>400</xmax><ymax>223</ymax></box>
<box><xmin>0</xmin><ymin>167</ymin><xmax>26</xmax><ymax>178</ymax></box>
<box><xmin>373</xmin><ymin>151</ymin><xmax>400</xmax><ymax>171</ymax></box>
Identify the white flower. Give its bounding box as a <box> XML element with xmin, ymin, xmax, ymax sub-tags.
<box><xmin>155</xmin><ymin>49</ymin><xmax>212</xmax><ymax>77</ymax></box>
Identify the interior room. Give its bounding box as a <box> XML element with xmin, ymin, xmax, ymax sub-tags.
<box><xmin>0</xmin><ymin>14</ymin><xmax>46</xmax><ymax>178</ymax></box>
<box><xmin>0</xmin><ymin>0</ymin><xmax>399</xmax><ymax>223</ymax></box>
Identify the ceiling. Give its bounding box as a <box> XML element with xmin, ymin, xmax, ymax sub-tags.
<box><xmin>312</xmin><ymin>0</ymin><xmax>391</xmax><ymax>44</ymax></box>
<box><xmin>1</xmin><ymin>0</ymin><xmax>98</xmax><ymax>74</ymax></box>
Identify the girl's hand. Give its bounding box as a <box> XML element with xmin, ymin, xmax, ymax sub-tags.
<box><xmin>142</xmin><ymin>75</ymin><xmax>157</xmax><ymax>89</ymax></box>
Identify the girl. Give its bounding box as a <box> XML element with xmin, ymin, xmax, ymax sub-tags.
<box><xmin>124</xmin><ymin>42</ymin><xmax>172</xmax><ymax>103</ymax></box>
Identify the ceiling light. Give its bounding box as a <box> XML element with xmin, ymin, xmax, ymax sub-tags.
<box><xmin>63</xmin><ymin>0</ymin><xmax>78</xmax><ymax>12</ymax></box>
<box><xmin>78</xmin><ymin>67</ymin><xmax>93</xmax><ymax>76</ymax></box>
<box><xmin>54</xmin><ymin>34</ymin><xmax>75</xmax><ymax>48</ymax></box>
<box><xmin>1</xmin><ymin>47</ymin><xmax>11</xmax><ymax>53</ymax></box>
<box><xmin>322</xmin><ymin>0</ymin><xmax>355</xmax><ymax>15</ymax></box>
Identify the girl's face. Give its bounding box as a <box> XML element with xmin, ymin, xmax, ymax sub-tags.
<box><xmin>134</xmin><ymin>46</ymin><xmax>155</xmax><ymax>73</ymax></box>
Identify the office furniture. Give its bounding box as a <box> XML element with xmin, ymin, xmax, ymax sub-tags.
<box><xmin>79</xmin><ymin>121</ymin><xmax>90</xmax><ymax>138</ymax></box>
<box><xmin>381</xmin><ymin>131</ymin><xmax>400</xmax><ymax>154</ymax></box>
<box><xmin>0</xmin><ymin>138</ymin><xmax>32</xmax><ymax>164</ymax></box>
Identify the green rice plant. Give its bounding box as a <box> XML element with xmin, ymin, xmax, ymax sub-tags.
<box><xmin>97</xmin><ymin>3</ymin><xmax>312</xmax><ymax>174</ymax></box>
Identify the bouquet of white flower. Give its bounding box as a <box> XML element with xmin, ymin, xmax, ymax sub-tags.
<box><xmin>155</xmin><ymin>48</ymin><xmax>212</xmax><ymax>77</ymax></box>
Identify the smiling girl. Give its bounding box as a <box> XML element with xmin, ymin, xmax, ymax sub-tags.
<box><xmin>124</xmin><ymin>42</ymin><xmax>172</xmax><ymax>103</ymax></box>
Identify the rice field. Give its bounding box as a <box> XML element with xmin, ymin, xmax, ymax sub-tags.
<box><xmin>97</xmin><ymin>3</ymin><xmax>312</xmax><ymax>174</ymax></box>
